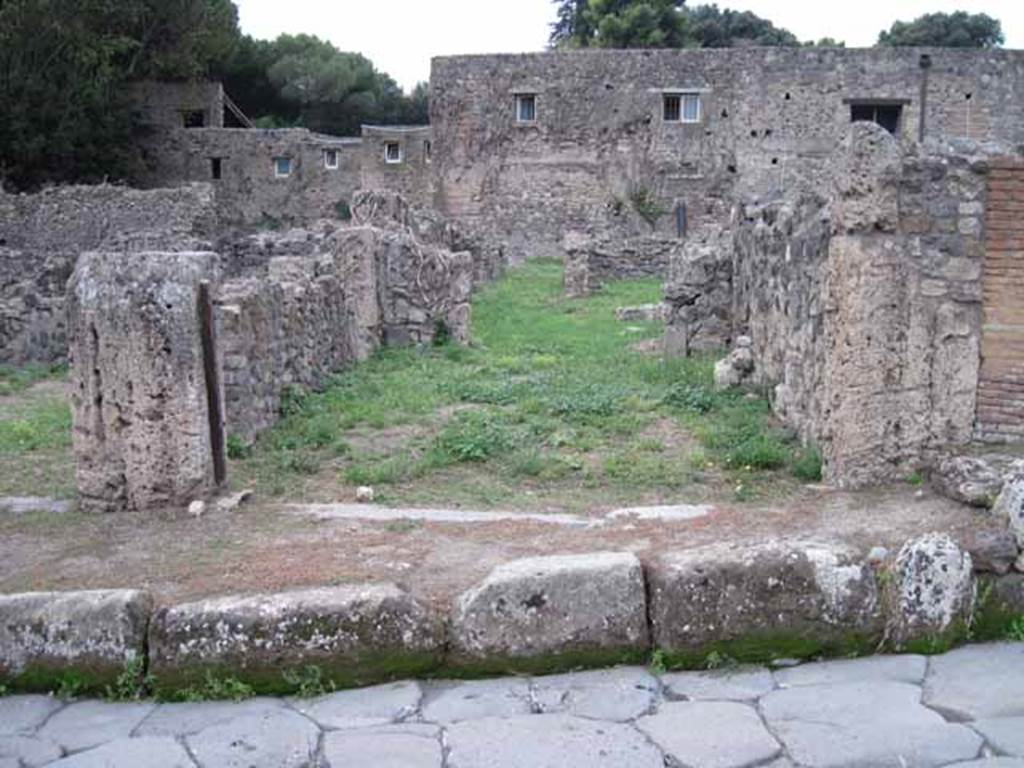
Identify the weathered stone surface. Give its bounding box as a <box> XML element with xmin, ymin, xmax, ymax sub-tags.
<box><xmin>637</xmin><ymin>701</ymin><xmax>782</xmax><ymax>768</ymax></box>
<box><xmin>450</xmin><ymin>552</ymin><xmax>648</xmax><ymax>669</ymax></box>
<box><xmin>149</xmin><ymin>585</ymin><xmax>443</xmax><ymax>692</ymax></box>
<box><xmin>945</xmin><ymin>761</ymin><xmax>1024</xmax><ymax>768</ymax></box>
<box><xmin>0</xmin><ymin>497</ymin><xmax>73</xmax><ymax>516</ymax></box>
<box><xmin>832</xmin><ymin>122</ymin><xmax>902</xmax><ymax>234</ymax></box>
<box><xmin>0</xmin><ymin>695</ymin><xmax>63</xmax><ymax>735</ymax></box>
<box><xmin>964</xmin><ymin>528</ymin><xmax>1021</xmax><ymax>575</ymax></box>
<box><xmin>322</xmin><ymin>723</ymin><xmax>442</xmax><ymax>768</ymax></box>
<box><xmin>660</xmin><ymin>668</ymin><xmax>775</xmax><ymax>701</ymax></box>
<box><xmin>295</xmin><ymin>680</ymin><xmax>421</xmax><ymax>729</ymax></box>
<box><xmin>614</xmin><ymin>304</ymin><xmax>666</xmax><ymax>323</ymax></box>
<box><xmin>713</xmin><ymin>337</ymin><xmax>755</xmax><ymax>391</ymax></box>
<box><xmin>773</xmin><ymin>654</ymin><xmax>927</xmax><ymax>688</ymax></box>
<box><xmin>37</xmin><ymin>701</ymin><xmax>155</xmax><ymax>753</ymax></box>
<box><xmin>972</xmin><ymin>717</ymin><xmax>1024</xmax><ymax>756</ymax></box>
<box><xmin>993</xmin><ymin>477</ymin><xmax>1024</xmax><ymax>548</ymax></box>
<box><xmin>68</xmin><ymin>250</ymin><xmax>222</xmax><ymax>513</ymax></box>
<box><xmin>530</xmin><ymin>666</ymin><xmax>658</xmax><ymax>721</ymax></box>
<box><xmin>135</xmin><ymin>698</ymin><xmax>286</xmax><ymax>737</ymax></box>
<box><xmin>648</xmin><ymin>541</ymin><xmax>882</xmax><ymax>659</ymax></box>
<box><xmin>0</xmin><ymin>590</ymin><xmax>151</xmax><ymax>691</ymax></box>
<box><xmin>932</xmin><ymin>456</ymin><xmax>1004</xmax><ymax>508</ymax></box>
<box><xmin>923</xmin><ymin>643</ymin><xmax>1024</xmax><ymax>720</ymax></box>
<box><xmin>663</xmin><ymin>224</ymin><xmax>733</xmax><ymax>356</ymax></box>
<box><xmin>761</xmin><ymin>681</ymin><xmax>983</xmax><ymax>768</ymax></box>
<box><xmin>46</xmin><ymin>737</ymin><xmax>193</xmax><ymax>767</ymax></box>
<box><xmin>421</xmin><ymin>678</ymin><xmax>531</xmax><ymax>723</ymax></box>
<box><xmin>562</xmin><ymin>231</ymin><xmax>674</xmax><ymax>299</ymax></box>
<box><xmin>890</xmin><ymin>533</ymin><xmax>975</xmax><ymax>648</ymax></box>
<box><xmin>445</xmin><ymin>714</ymin><xmax>665</xmax><ymax>768</ymax></box>
<box><xmin>0</xmin><ymin>734</ymin><xmax>62</xmax><ymax>767</ymax></box>
<box><xmin>186</xmin><ymin>709</ymin><xmax>319</xmax><ymax>768</ymax></box>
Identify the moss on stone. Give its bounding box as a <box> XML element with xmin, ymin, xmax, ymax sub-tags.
<box><xmin>657</xmin><ymin>630</ymin><xmax>879</xmax><ymax>671</ymax></box>
<box><xmin>4</xmin><ymin>663</ymin><xmax>113</xmax><ymax>697</ymax></box>
<box><xmin>439</xmin><ymin>646</ymin><xmax>648</xmax><ymax>681</ymax></box>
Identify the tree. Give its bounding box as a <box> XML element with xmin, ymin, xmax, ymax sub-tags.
<box><xmin>688</xmin><ymin>4</ymin><xmax>798</xmax><ymax>47</ymax></box>
<box><xmin>877</xmin><ymin>11</ymin><xmax>1003</xmax><ymax>48</ymax></box>
<box><xmin>550</xmin><ymin>0</ymin><xmax>595</xmax><ymax>47</ymax></box>
<box><xmin>585</xmin><ymin>0</ymin><xmax>690</xmax><ymax>48</ymax></box>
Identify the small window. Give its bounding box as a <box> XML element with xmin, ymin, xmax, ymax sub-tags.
<box><xmin>274</xmin><ymin>156</ymin><xmax>292</xmax><ymax>178</ymax></box>
<box><xmin>515</xmin><ymin>94</ymin><xmax>536</xmax><ymax>123</ymax></box>
<box><xmin>664</xmin><ymin>93</ymin><xmax>701</xmax><ymax>123</ymax></box>
<box><xmin>850</xmin><ymin>103</ymin><xmax>902</xmax><ymax>135</ymax></box>
<box><xmin>210</xmin><ymin>157</ymin><xmax>222</xmax><ymax>180</ymax></box>
<box><xmin>324</xmin><ymin>149</ymin><xmax>339</xmax><ymax>170</ymax></box>
<box><xmin>384</xmin><ymin>142</ymin><xmax>402</xmax><ymax>164</ymax></box>
<box><xmin>182</xmin><ymin>110</ymin><xmax>205</xmax><ymax>128</ymax></box>
<box><xmin>423</xmin><ymin>140</ymin><xmax>432</xmax><ymax>163</ymax></box>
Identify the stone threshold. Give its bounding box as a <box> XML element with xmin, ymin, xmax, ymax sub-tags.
<box><xmin>1</xmin><ymin>534</ymin><xmax>1021</xmax><ymax>698</ymax></box>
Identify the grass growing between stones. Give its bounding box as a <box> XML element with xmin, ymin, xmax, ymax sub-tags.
<box><xmin>232</xmin><ymin>259</ymin><xmax>815</xmax><ymax>511</ymax></box>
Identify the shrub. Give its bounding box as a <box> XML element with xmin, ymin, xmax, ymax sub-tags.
<box><xmin>433</xmin><ymin>411</ymin><xmax>520</xmax><ymax>463</ymax></box>
<box><xmin>663</xmin><ymin>382</ymin><xmax>717</xmax><ymax>413</ymax></box>
<box><xmin>792</xmin><ymin>445</ymin><xmax>823</xmax><ymax>482</ymax></box>
<box><xmin>226</xmin><ymin>435</ymin><xmax>252</xmax><ymax>460</ymax></box>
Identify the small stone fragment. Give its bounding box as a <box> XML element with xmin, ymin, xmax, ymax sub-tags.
<box><xmin>216</xmin><ymin>489</ymin><xmax>254</xmax><ymax>512</ymax></box>
<box><xmin>356</xmin><ymin>485</ymin><xmax>375</xmax><ymax>503</ymax></box>
<box><xmin>867</xmin><ymin>546</ymin><xmax>889</xmax><ymax>565</ymax></box>
<box><xmin>188</xmin><ymin>500</ymin><xmax>206</xmax><ymax>518</ymax></box>
<box><xmin>931</xmin><ymin>456</ymin><xmax>1003</xmax><ymax>508</ymax></box>
<box><xmin>993</xmin><ymin>477</ymin><xmax>1024</xmax><ymax>548</ymax></box>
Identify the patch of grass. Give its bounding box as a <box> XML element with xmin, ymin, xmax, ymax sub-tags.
<box><xmin>104</xmin><ymin>657</ymin><xmax>153</xmax><ymax>701</ymax></box>
<box><xmin>0</xmin><ymin>363</ymin><xmax>65</xmax><ymax>396</ymax></box>
<box><xmin>226</xmin><ymin>435</ymin><xmax>253</xmax><ymax>460</ymax></box>
<box><xmin>282</xmin><ymin>665</ymin><xmax>336</xmax><ymax>698</ymax></box>
<box><xmin>178</xmin><ymin>671</ymin><xmax>255</xmax><ymax>702</ymax></box>
<box><xmin>431</xmin><ymin>410</ymin><xmax>524</xmax><ymax>464</ymax></box>
<box><xmin>792</xmin><ymin>445</ymin><xmax>823</xmax><ymax>482</ymax></box>
<box><xmin>0</xmin><ymin>398</ymin><xmax>72</xmax><ymax>454</ymax></box>
<box><xmin>905</xmin><ymin>471</ymin><xmax>924</xmax><ymax>487</ymax></box>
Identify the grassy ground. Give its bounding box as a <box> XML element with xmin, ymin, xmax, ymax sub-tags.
<box><xmin>231</xmin><ymin>259</ymin><xmax>819</xmax><ymax>511</ymax></box>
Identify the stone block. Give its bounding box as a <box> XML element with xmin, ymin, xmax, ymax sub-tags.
<box><xmin>931</xmin><ymin>455</ymin><xmax>1004</xmax><ymax>508</ymax></box>
<box><xmin>148</xmin><ymin>584</ymin><xmax>443</xmax><ymax>694</ymax></box>
<box><xmin>0</xmin><ymin>590</ymin><xmax>151</xmax><ymax>692</ymax></box>
<box><xmin>67</xmin><ymin>251</ymin><xmax>223</xmax><ymax>513</ymax></box>
<box><xmin>993</xmin><ymin>477</ymin><xmax>1024</xmax><ymax>548</ymax></box>
<box><xmin>647</xmin><ymin>542</ymin><xmax>883</xmax><ymax>662</ymax></box>
<box><xmin>449</xmin><ymin>552</ymin><xmax>648</xmax><ymax>671</ymax></box>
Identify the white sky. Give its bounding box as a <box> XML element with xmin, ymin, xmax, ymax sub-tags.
<box><xmin>233</xmin><ymin>0</ymin><xmax>1024</xmax><ymax>93</ymax></box>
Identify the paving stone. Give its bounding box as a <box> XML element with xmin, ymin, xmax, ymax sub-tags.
<box><xmin>36</xmin><ymin>700</ymin><xmax>155</xmax><ymax>753</ymax></box>
<box><xmin>294</xmin><ymin>680</ymin><xmax>421</xmax><ymax>729</ymax></box>
<box><xmin>0</xmin><ymin>759</ymin><xmax>17</xmax><ymax>768</ymax></box>
<box><xmin>322</xmin><ymin>723</ymin><xmax>441</xmax><ymax>768</ymax></box>
<box><xmin>637</xmin><ymin>700</ymin><xmax>781</xmax><ymax>768</ymax></box>
<box><xmin>0</xmin><ymin>695</ymin><xmax>63</xmax><ymax>735</ymax></box>
<box><xmin>924</xmin><ymin>643</ymin><xmax>1024</xmax><ymax>719</ymax></box>
<box><xmin>761</xmin><ymin>681</ymin><xmax>983</xmax><ymax>767</ymax></box>
<box><xmin>421</xmin><ymin>678</ymin><xmax>531</xmax><ymax>723</ymax></box>
<box><xmin>773</xmin><ymin>654</ymin><xmax>927</xmax><ymax>688</ymax></box>
<box><xmin>445</xmin><ymin>714</ymin><xmax>665</xmax><ymax>768</ymax></box>
<box><xmin>944</xmin><ymin>761</ymin><xmax>1024</xmax><ymax>768</ymax></box>
<box><xmin>45</xmin><ymin>737</ymin><xmax>194</xmax><ymax>767</ymax></box>
<box><xmin>530</xmin><ymin>666</ymin><xmax>657</xmax><ymax>721</ymax></box>
<box><xmin>135</xmin><ymin>697</ymin><xmax>287</xmax><ymax>736</ymax></box>
<box><xmin>450</xmin><ymin>552</ymin><xmax>649</xmax><ymax>668</ymax></box>
<box><xmin>0</xmin><ymin>734</ymin><xmax>63</xmax><ymax>767</ymax></box>
<box><xmin>186</xmin><ymin>709</ymin><xmax>320</xmax><ymax>768</ymax></box>
<box><xmin>661</xmin><ymin>668</ymin><xmax>775</xmax><ymax>701</ymax></box>
<box><xmin>972</xmin><ymin>717</ymin><xmax>1024</xmax><ymax>756</ymax></box>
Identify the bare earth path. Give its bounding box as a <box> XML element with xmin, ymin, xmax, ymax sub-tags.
<box><xmin>2</xmin><ymin>643</ymin><xmax>1022</xmax><ymax>767</ymax></box>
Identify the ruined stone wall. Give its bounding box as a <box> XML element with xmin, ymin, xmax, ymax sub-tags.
<box><xmin>563</xmin><ymin>232</ymin><xmax>676</xmax><ymax>297</ymax></box>
<box><xmin>137</xmin><ymin>128</ymin><xmax>362</xmax><ymax>225</ymax></box>
<box><xmin>359</xmin><ymin>126</ymin><xmax>433</xmax><ymax>208</ymax></box>
<box><xmin>713</xmin><ymin>124</ymin><xmax>991</xmax><ymax>486</ymax></box>
<box><xmin>431</xmin><ymin>48</ymin><xmax>1024</xmax><ymax>264</ymax></box>
<box><xmin>129</xmin><ymin>81</ymin><xmax>225</xmax><ymax>130</ymax></box>
<box><xmin>0</xmin><ymin>184</ymin><xmax>217</xmax><ymax>364</ymax></box>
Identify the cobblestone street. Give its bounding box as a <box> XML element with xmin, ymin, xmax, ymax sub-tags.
<box><xmin>1</xmin><ymin>642</ymin><xmax>1022</xmax><ymax>767</ymax></box>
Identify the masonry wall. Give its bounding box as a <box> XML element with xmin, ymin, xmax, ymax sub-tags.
<box><xmin>0</xmin><ymin>184</ymin><xmax>217</xmax><ymax>364</ymax></box>
<box><xmin>430</xmin><ymin>48</ymin><xmax>1024</xmax><ymax>264</ymax></box>
<box><xmin>360</xmin><ymin>126</ymin><xmax>433</xmax><ymax>208</ymax></box>
<box><xmin>129</xmin><ymin>81</ymin><xmax>225</xmax><ymax>129</ymax></box>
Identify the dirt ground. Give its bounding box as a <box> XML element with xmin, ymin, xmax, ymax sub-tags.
<box><xmin>0</xmin><ymin>480</ymin><xmax>999</xmax><ymax>613</ymax></box>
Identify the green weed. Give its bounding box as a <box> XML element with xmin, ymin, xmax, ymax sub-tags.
<box><xmin>792</xmin><ymin>445</ymin><xmax>823</xmax><ymax>482</ymax></box>
<box><xmin>649</xmin><ymin>648</ymin><xmax>668</xmax><ymax>675</ymax></box>
<box><xmin>179</xmin><ymin>671</ymin><xmax>255</xmax><ymax>702</ymax></box>
<box><xmin>283</xmin><ymin>665</ymin><xmax>336</xmax><ymax>698</ymax></box>
<box><xmin>104</xmin><ymin>656</ymin><xmax>153</xmax><ymax>701</ymax></box>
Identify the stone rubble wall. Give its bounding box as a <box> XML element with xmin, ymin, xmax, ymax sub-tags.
<box><xmin>431</xmin><ymin>48</ymin><xmax>1024</xmax><ymax>265</ymax></box>
<box><xmin>0</xmin><ymin>183</ymin><xmax>218</xmax><ymax>365</ymax></box>
<box><xmin>562</xmin><ymin>231</ymin><xmax>676</xmax><ymax>297</ymax></box>
<box><xmin>2</xmin><ymin>534</ymin><xmax>1019</xmax><ymax>694</ymax></box>
<box><xmin>663</xmin><ymin>223</ymin><xmax>735</xmax><ymax>356</ymax></box>
<box><xmin>359</xmin><ymin>126</ymin><xmax>434</xmax><ymax>209</ymax></box>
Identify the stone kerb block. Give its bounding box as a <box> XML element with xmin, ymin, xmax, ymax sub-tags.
<box><xmin>648</xmin><ymin>541</ymin><xmax>883</xmax><ymax>663</ymax></box>
<box><xmin>148</xmin><ymin>584</ymin><xmax>444</xmax><ymax>694</ymax></box>
<box><xmin>450</xmin><ymin>552</ymin><xmax>649</xmax><ymax>673</ymax></box>
<box><xmin>0</xmin><ymin>590</ymin><xmax>151</xmax><ymax>692</ymax></box>
<box><xmin>68</xmin><ymin>251</ymin><xmax>224</xmax><ymax>513</ymax></box>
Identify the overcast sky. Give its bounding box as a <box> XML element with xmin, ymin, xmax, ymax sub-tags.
<box><xmin>233</xmin><ymin>0</ymin><xmax>1024</xmax><ymax>93</ymax></box>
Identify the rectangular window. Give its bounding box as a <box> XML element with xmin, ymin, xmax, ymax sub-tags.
<box><xmin>210</xmin><ymin>157</ymin><xmax>222</xmax><ymax>180</ymax></box>
<box><xmin>384</xmin><ymin>142</ymin><xmax>402</xmax><ymax>164</ymax></box>
<box><xmin>182</xmin><ymin>110</ymin><xmax>205</xmax><ymax>128</ymax></box>
<box><xmin>664</xmin><ymin>93</ymin><xmax>700</xmax><ymax>123</ymax></box>
<box><xmin>324</xmin><ymin>149</ymin><xmax>339</xmax><ymax>169</ymax></box>
<box><xmin>850</xmin><ymin>103</ymin><xmax>902</xmax><ymax>135</ymax></box>
<box><xmin>515</xmin><ymin>94</ymin><xmax>536</xmax><ymax>123</ymax></box>
<box><xmin>274</xmin><ymin>156</ymin><xmax>292</xmax><ymax>178</ymax></box>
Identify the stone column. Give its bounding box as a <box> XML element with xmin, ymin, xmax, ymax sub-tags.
<box><xmin>67</xmin><ymin>251</ymin><xmax>224</xmax><ymax>513</ymax></box>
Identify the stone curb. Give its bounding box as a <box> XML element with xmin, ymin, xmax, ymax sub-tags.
<box><xmin>1</xmin><ymin>539</ymin><xmax>1022</xmax><ymax>696</ymax></box>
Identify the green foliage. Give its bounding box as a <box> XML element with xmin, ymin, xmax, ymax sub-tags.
<box><xmin>791</xmin><ymin>445</ymin><xmax>823</xmax><ymax>482</ymax></box>
<box><xmin>905</xmin><ymin>471</ymin><xmax>924</xmax><ymax>487</ymax></box>
<box><xmin>877</xmin><ymin>12</ymin><xmax>1003</xmax><ymax>48</ymax></box>
<box><xmin>433</xmin><ymin>411</ymin><xmax>522</xmax><ymax>463</ymax></box>
<box><xmin>0</xmin><ymin>364</ymin><xmax>65</xmax><ymax>396</ymax></box>
<box><xmin>629</xmin><ymin>187</ymin><xmax>666</xmax><ymax>227</ymax></box>
<box><xmin>0</xmin><ymin>399</ymin><xmax>72</xmax><ymax>454</ymax></box>
<box><xmin>179</xmin><ymin>671</ymin><xmax>255</xmax><ymax>702</ymax></box>
<box><xmin>0</xmin><ymin>684</ymin><xmax>8</xmax><ymax>697</ymax></box>
<box><xmin>334</xmin><ymin>200</ymin><xmax>352</xmax><ymax>221</ymax></box>
<box><xmin>226</xmin><ymin>435</ymin><xmax>253</xmax><ymax>460</ymax></box>
<box><xmin>687</xmin><ymin>4</ymin><xmax>798</xmax><ymax>47</ymax></box>
<box><xmin>663</xmin><ymin>382</ymin><xmax>716</xmax><ymax>413</ymax></box>
<box><xmin>1008</xmin><ymin>616</ymin><xmax>1024</xmax><ymax>642</ymax></box>
<box><xmin>586</xmin><ymin>0</ymin><xmax>690</xmax><ymax>49</ymax></box>
<box><xmin>104</xmin><ymin>657</ymin><xmax>153</xmax><ymax>701</ymax></box>
<box><xmin>282</xmin><ymin>665</ymin><xmax>335</xmax><ymax>698</ymax></box>
<box><xmin>703</xmin><ymin>650</ymin><xmax>737</xmax><ymax>670</ymax></box>
<box><xmin>649</xmin><ymin>648</ymin><xmax>667</xmax><ymax>675</ymax></box>
<box><xmin>54</xmin><ymin>674</ymin><xmax>87</xmax><ymax>701</ymax></box>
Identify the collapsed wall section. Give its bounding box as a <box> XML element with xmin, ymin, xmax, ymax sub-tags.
<box><xmin>0</xmin><ymin>183</ymin><xmax>217</xmax><ymax>364</ymax></box>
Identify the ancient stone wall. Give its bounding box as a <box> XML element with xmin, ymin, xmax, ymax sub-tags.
<box><xmin>137</xmin><ymin>128</ymin><xmax>362</xmax><ymax>225</ymax></box>
<box><xmin>359</xmin><ymin>126</ymin><xmax>433</xmax><ymax>208</ymax></box>
<box><xmin>0</xmin><ymin>183</ymin><xmax>217</xmax><ymax>364</ymax></box>
<box><xmin>693</xmin><ymin>123</ymin><xmax>992</xmax><ymax>486</ymax></box>
<box><xmin>129</xmin><ymin>81</ymin><xmax>225</xmax><ymax>130</ymax></box>
<box><xmin>431</xmin><ymin>48</ymin><xmax>1024</xmax><ymax>264</ymax></box>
